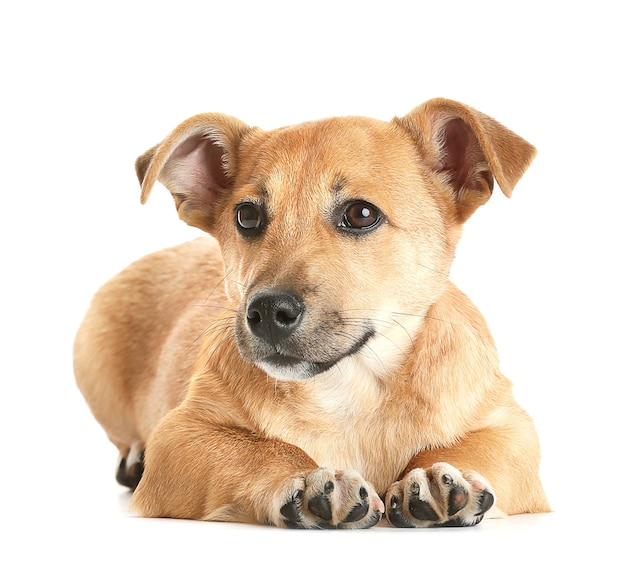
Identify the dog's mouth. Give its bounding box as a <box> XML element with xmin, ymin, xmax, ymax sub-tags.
<box><xmin>253</xmin><ymin>329</ymin><xmax>375</xmax><ymax>381</ymax></box>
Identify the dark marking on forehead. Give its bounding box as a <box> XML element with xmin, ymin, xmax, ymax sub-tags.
<box><xmin>258</xmin><ymin>182</ymin><xmax>269</xmax><ymax>200</ymax></box>
<box><xmin>331</xmin><ymin>175</ymin><xmax>348</xmax><ymax>195</ymax></box>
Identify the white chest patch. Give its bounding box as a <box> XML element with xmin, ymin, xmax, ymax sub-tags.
<box><xmin>256</xmin><ymin>315</ymin><xmax>424</xmax><ymax>490</ymax></box>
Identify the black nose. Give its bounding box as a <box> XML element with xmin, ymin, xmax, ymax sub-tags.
<box><xmin>246</xmin><ymin>289</ymin><xmax>304</xmax><ymax>344</ymax></box>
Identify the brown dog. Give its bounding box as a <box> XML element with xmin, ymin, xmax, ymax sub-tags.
<box><xmin>74</xmin><ymin>98</ymin><xmax>550</xmax><ymax>528</ymax></box>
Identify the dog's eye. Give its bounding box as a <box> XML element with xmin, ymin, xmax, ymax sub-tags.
<box><xmin>339</xmin><ymin>202</ymin><xmax>383</xmax><ymax>233</ymax></box>
<box><xmin>235</xmin><ymin>202</ymin><xmax>265</xmax><ymax>237</ymax></box>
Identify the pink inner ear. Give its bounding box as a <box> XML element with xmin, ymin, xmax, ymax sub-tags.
<box><xmin>434</xmin><ymin>118</ymin><xmax>474</xmax><ymax>191</ymax></box>
<box><xmin>165</xmin><ymin>135</ymin><xmax>231</xmax><ymax>207</ymax></box>
<box><xmin>433</xmin><ymin>117</ymin><xmax>493</xmax><ymax>197</ymax></box>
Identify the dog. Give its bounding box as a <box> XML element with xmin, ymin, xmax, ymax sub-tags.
<box><xmin>74</xmin><ymin>98</ymin><xmax>550</xmax><ymax>528</ymax></box>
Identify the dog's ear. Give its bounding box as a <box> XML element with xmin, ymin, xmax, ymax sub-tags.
<box><xmin>136</xmin><ymin>113</ymin><xmax>252</xmax><ymax>232</ymax></box>
<box><xmin>395</xmin><ymin>98</ymin><xmax>536</xmax><ymax>222</ymax></box>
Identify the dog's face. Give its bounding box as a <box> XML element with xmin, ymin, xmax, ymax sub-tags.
<box><xmin>136</xmin><ymin>100</ymin><xmax>535</xmax><ymax>381</ymax></box>
<box><xmin>217</xmin><ymin>118</ymin><xmax>452</xmax><ymax>380</ymax></box>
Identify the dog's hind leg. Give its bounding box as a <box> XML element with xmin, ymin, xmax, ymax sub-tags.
<box><xmin>115</xmin><ymin>443</ymin><xmax>145</xmax><ymax>490</ymax></box>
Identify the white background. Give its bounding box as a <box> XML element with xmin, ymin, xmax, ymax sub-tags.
<box><xmin>1</xmin><ymin>1</ymin><xmax>623</xmax><ymax>570</ymax></box>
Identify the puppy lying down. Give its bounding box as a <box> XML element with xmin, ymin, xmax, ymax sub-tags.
<box><xmin>75</xmin><ymin>98</ymin><xmax>550</xmax><ymax>528</ymax></box>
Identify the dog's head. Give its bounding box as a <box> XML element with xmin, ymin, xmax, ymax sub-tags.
<box><xmin>137</xmin><ymin>99</ymin><xmax>535</xmax><ymax>381</ymax></box>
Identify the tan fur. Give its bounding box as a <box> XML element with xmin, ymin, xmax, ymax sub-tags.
<box><xmin>74</xmin><ymin>98</ymin><xmax>550</xmax><ymax>528</ymax></box>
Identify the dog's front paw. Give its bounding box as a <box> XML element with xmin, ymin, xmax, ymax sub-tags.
<box><xmin>276</xmin><ymin>468</ymin><xmax>384</xmax><ymax>529</ymax></box>
<box><xmin>385</xmin><ymin>462</ymin><xmax>495</xmax><ymax>528</ymax></box>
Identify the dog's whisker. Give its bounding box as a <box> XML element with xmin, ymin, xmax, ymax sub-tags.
<box><xmin>199</xmin><ymin>269</ymin><xmax>237</xmax><ymax>306</ymax></box>
<box><xmin>342</xmin><ymin>307</ymin><xmax>471</xmax><ymax>332</ymax></box>
<box><xmin>196</xmin><ymin>314</ymin><xmax>236</xmax><ymax>334</ymax></box>
<box><xmin>327</xmin><ymin>329</ymin><xmax>389</xmax><ymax>375</ymax></box>
<box><xmin>201</xmin><ymin>329</ymin><xmax>238</xmax><ymax>373</ymax></box>
<box><xmin>339</xmin><ymin>316</ymin><xmax>416</xmax><ymax>355</ymax></box>
<box><xmin>187</xmin><ymin>304</ymin><xmax>237</xmax><ymax>314</ymax></box>
<box><xmin>416</xmin><ymin>262</ymin><xmax>450</xmax><ymax>278</ymax></box>
<box><xmin>193</xmin><ymin>316</ymin><xmax>237</xmax><ymax>348</ymax></box>
<box><xmin>389</xmin><ymin>310</ymin><xmax>469</xmax><ymax>331</ymax></box>
<box><xmin>221</xmin><ymin>270</ymin><xmax>250</xmax><ymax>290</ymax></box>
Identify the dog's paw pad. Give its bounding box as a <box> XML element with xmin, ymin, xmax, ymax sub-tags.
<box><xmin>276</xmin><ymin>468</ymin><xmax>383</xmax><ymax>529</ymax></box>
<box><xmin>307</xmin><ymin>480</ymin><xmax>335</xmax><ymax>521</ymax></box>
<box><xmin>385</xmin><ymin>462</ymin><xmax>495</xmax><ymax>528</ymax></box>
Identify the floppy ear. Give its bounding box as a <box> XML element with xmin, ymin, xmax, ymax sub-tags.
<box><xmin>136</xmin><ymin>113</ymin><xmax>252</xmax><ymax>232</ymax></box>
<box><xmin>395</xmin><ymin>98</ymin><xmax>536</xmax><ymax>222</ymax></box>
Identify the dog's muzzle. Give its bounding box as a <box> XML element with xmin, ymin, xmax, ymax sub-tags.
<box><xmin>237</xmin><ymin>287</ymin><xmax>375</xmax><ymax>380</ymax></box>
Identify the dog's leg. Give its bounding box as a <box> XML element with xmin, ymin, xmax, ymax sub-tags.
<box><xmin>131</xmin><ymin>407</ymin><xmax>384</xmax><ymax>529</ymax></box>
<box><xmin>385</xmin><ymin>420</ymin><xmax>550</xmax><ymax>528</ymax></box>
